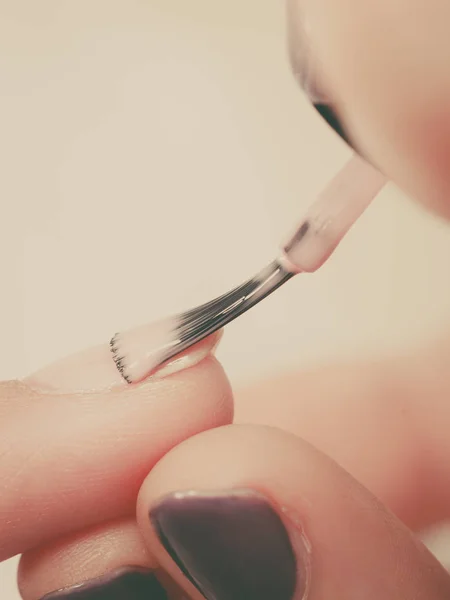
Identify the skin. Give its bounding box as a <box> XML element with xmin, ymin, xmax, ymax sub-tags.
<box><xmin>4</xmin><ymin>0</ymin><xmax>450</xmax><ymax>597</ymax></box>
<box><xmin>290</xmin><ymin>0</ymin><xmax>450</xmax><ymax>218</ymax></box>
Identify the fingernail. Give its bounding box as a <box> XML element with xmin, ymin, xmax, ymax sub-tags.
<box><xmin>313</xmin><ymin>103</ymin><xmax>353</xmax><ymax>147</ymax></box>
<box><xmin>286</xmin><ymin>0</ymin><xmax>355</xmax><ymax>150</ymax></box>
<box><xmin>24</xmin><ymin>324</ymin><xmax>222</xmax><ymax>394</ymax></box>
<box><xmin>40</xmin><ymin>567</ymin><xmax>167</xmax><ymax>600</ymax></box>
<box><xmin>153</xmin><ymin>329</ymin><xmax>223</xmax><ymax>380</ymax></box>
<box><xmin>150</xmin><ymin>490</ymin><xmax>310</xmax><ymax>600</ymax></box>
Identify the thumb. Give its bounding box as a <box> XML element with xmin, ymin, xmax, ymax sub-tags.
<box><xmin>137</xmin><ymin>424</ymin><xmax>450</xmax><ymax>600</ymax></box>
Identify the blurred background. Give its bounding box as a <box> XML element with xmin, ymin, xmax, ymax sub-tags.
<box><xmin>1</xmin><ymin>1</ymin><xmax>450</xmax><ymax>597</ymax></box>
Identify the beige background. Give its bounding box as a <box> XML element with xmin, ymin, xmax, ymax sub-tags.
<box><xmin>1</xmin><ymin>1</ymin><xmax>450</xmax><ymax>597</ymax></box>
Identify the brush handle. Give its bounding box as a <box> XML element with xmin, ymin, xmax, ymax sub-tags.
<box><xmin>281</xmin><ymin>154</ymin><xmax>386</xmax><ymax>274</ymax></box>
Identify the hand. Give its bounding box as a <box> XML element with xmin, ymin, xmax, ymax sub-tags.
<box><xmin>4</xmin><ymin>311</ymin><xmax>450</xmax><ymax>597</ymax></box>
<box><xmin>236</xmin><ymin>337</ymin><xmax>450</xmax><ymax>532</ymax></box>
<box><xmin>0</xmin><ymin>331</ymin><xmax>233</xmax><ymax>599</ymax></box>
<box><xmin>288</xmin><ymin>0</ymin><xmax>450</xmax><ymax>219</ymax></box>
<box><xmin>5</xmin><ymin>335</ymin><xmax>449</xmax><ymax>599</ymax></box>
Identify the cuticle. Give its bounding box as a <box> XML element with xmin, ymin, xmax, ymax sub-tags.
<box><xmin>277</xmin><ymin>503</ymin><xmax>312</xmax><ymax>600</ymax></box>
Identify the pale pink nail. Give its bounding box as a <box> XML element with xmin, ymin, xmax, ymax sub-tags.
<box><xmin>24</xmin><ymin>328</ymin><xmax>222</xmax><ymax>394</ymax></box>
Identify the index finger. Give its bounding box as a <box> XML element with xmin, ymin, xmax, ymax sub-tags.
<box><xmin>0</xmin><ymin>330</ymin><xmax>232</xmax><ymax>561</ymax></box>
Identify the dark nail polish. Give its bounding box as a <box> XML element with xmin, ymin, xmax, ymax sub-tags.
<box><xmin>150</xmin><ymin>490</ymin><xmax>302</xmax><ymax>600</ymax></box>
<box><xmin>41</xmin><ymin>567</ymin><xmax>167</xmax><ymax>600</ymax></box>
<box><xmin>313</xmin><ymin>103</ymin><xmax>354</xmax><ymax>148</ymax></box>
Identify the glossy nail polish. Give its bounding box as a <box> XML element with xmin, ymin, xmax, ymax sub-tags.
<box><xmin>150</xmin><ymin>490</ymin><xmax>308</xmax><ymax>600</ymax></box>
<box><xmin>41</xmin><ymin>567</ymin><xmax>167</xmax><ymax>600</ymax></box>
<box><xmin>24</xmin><ymin>326</ymin><xmax>221</xmax><ymax>394</ymax></box>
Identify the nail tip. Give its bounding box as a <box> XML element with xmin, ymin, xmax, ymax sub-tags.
<box><xmin>39</xmin><ymin>568</ymin><xmax>168</xmax><ymax>600</ymax></box>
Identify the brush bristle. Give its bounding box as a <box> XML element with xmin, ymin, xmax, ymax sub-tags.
<box><xmin>109</xmin><ymin>318</ymin><xmax>179</xmax><ymax>384</ymax></box>
<box><xmin>110</xmin><ymin>261</ymin><xmax>292</xmax><ymax>384</ymax></box>
<box><xmin>109</xmin><ymin>334</ymin><xmax>132</xmax><ymax>384</ymax></box>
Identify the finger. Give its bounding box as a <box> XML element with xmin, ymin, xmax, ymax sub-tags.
<box><xmin>289</xmin><ymin>0</ymin><xmax>450</xmax><ymax>218</ymax></box>
<box><xmin>0</xmin><ymin>330</ymin><xmax>232</xmax><ymax>561</ymax></box>
<box><xmin>19</xmin><ymin>520</ymin><xmax>155</xmax><ymax>599</ymax></box>
<box><xmin>235</xmin><ymin>340</ymin><xmax>450</xmax><ymax>530</ymax></box>
<box><xmin>138</xmin><ymin>425</ymin><xmax>450</xmax><ymax>600</ymax></box>
<box><xmin>19</xmin><ymin>520</ymin><xmax>173</xmax><ymax>600</ymax></box>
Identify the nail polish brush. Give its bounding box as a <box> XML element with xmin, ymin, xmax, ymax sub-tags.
<box><xmin>111</xmin><ymin>153</ymin><xmax>386</xmax><ymax>384</ymax></box>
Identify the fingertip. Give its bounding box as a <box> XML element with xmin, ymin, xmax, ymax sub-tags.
<box><xmin>137</xmin><ymin>424</ymin><xmax>450</xmax><ymax>600</ymax></box>
<box><xmin>290</xmin><ymin>0</ymin><xmax>450</xmax><ymax>218</ymax></box>
<box><xmin>0</xmin><ymin>354</ymin><xmax>233</xmax><ymax>562</ymax></box>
